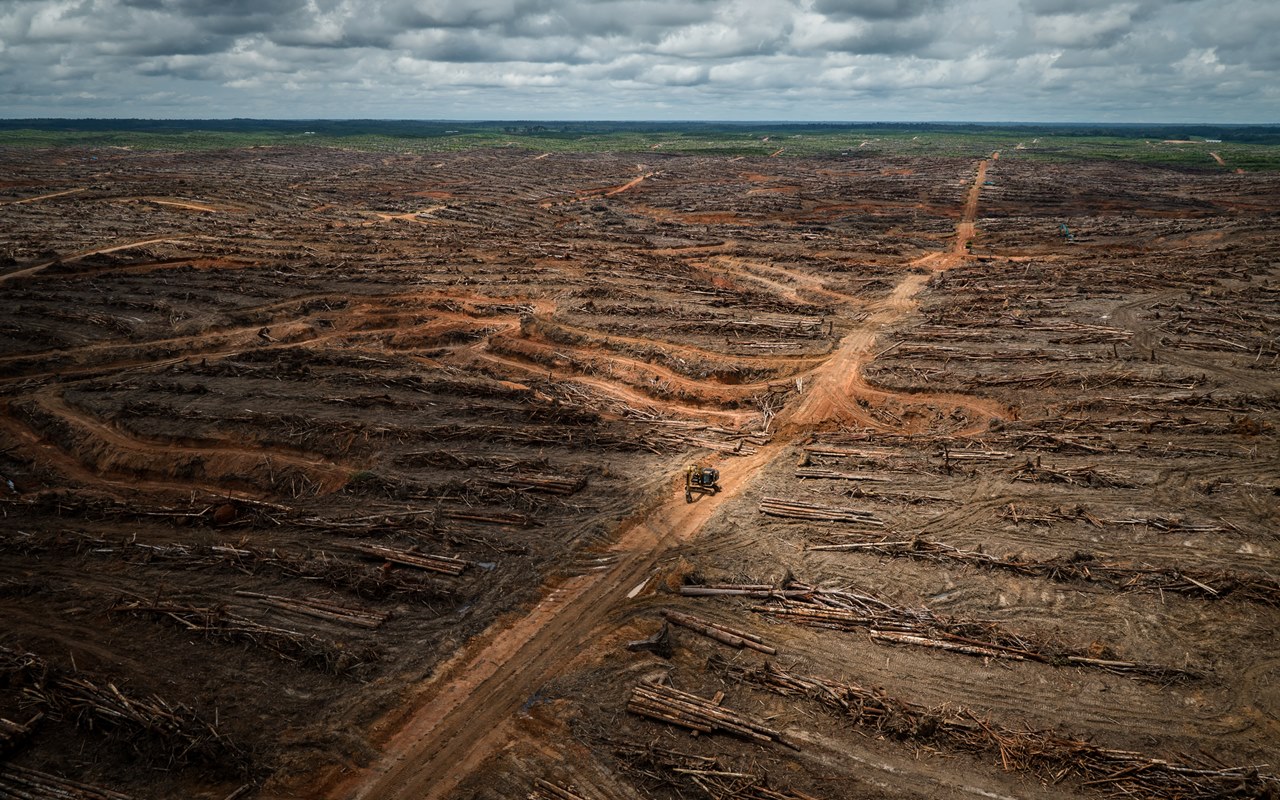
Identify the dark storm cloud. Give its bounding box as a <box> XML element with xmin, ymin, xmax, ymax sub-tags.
<box><xmin>0</xmin><ymin>0</ymin><xmax>1274</xmax><ymax>120</ymax></box>
<box><xmin>813</xmin><ymin>0</ymin><xmax>945</xmax><ymax>21</ymax></box>
<box><xmin>814</xmin><ymin>18</ymin><xmax>943</xmax><ymax>54</ymax></box>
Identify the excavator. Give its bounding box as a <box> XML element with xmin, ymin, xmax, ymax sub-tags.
<box><xmin>684</xmin><ymin>465</ymin><xmax>721</xmax><ymax>503</ymax></box>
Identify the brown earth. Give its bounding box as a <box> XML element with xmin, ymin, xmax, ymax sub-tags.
<box><xmin>0</xmin><ymin>145</ymin><xmax>1275</xmax><ymax>800</ymax></box>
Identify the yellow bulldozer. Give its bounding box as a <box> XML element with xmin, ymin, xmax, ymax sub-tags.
<box><xmin>683</xmin><ymin>465</ymin><xmax>721</xmax><ymax>503</ymax></box>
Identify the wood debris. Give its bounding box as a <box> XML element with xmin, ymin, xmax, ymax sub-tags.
<box><xmin>0</xmin><ymin>713</ymin><xmax>42</xmax><ymax>758</ymax></box>
<box><xmin>807</xmin><ymin>535</ymin><xmax>1279</xmax><ymax>605</ymax></box>
<box><xmin>527</xmin><ymin>778</ymin><xmax>590</xmax><ymax>800</ymax></box>
<box><xmin>681</xmin><ymin>582</ymin><xmax>1198</xmax><ymax>682</ymax></box>
<box><xmin>626</xmin><ymin>680</ymin><xmax>798</xmax><ymax>750</ymax></box>
<box><xmin>660</xmin><ymin>609</ymin><xmax>777</xmax><ymax>655</ymax></box>
<box><xmin>345</xmin><ymin>542</ymin><xmax>471</xmax><ymax>575</ymax></box>
<box><xmin>0</xmin><ymin>646</ymin><xmax>245</xmax><ymax>770</ymax></box>
<box><xmin>718</xmin><ymin>658</ymin><xmax>1277</xmax><ymax>800</ymax></box>
<box><xmin>233</xmin><ymin>590</ymin><xmax>390</xmax><ymax>629</ymax></box>
<box><xmin>605</xmin><ymin>738</ymin><xmax>821</xmax><ymax>800</ymax></box>
<box><xmin>486</xmin><ymin>473</ymin><xmax>586</xmax><ymax>495</ymax></box>
<box><xmin>0</xmin><ymin>764</ymin><xmax>133</xmax><ymax>800</ymax></box>
<box><xmin>109</xmin><ymin>597</ymin><xmax>382</xmax><ymax>675</ymax></box>
<box><xmin>758</xmin><ymin>497</ymin><xmax>884</xmax><ymax>526</ymax></box>
<box><xmin>793</xmin><ymin>467</ymin><xmax>891</xmax><ymax>482</ymax></box>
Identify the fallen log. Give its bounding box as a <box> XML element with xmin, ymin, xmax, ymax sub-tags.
<box><xmin>0</xmin><ymin>646</ymin><xmax>246</xmax><ymax>770</ymax></box>
<box><xmin>232</xmin><ymin>591</ymin><xmax>390</xmax><ymax>629</ymax></box>
<box><xmin>679</xmin><ymin>581</ymin><xmax>1199</xmax><ymax>683</ymax></box>
<box><xmin>805</xmin><ymin>534</ymin><xmax>1279</xmax><ymax>606</ymax></box>
<box><xmin>759</xmin><ymin>497</ymin><xmax>884</xmax><ymax>526</ymax></box>
<box><xmin>486</xmin><ymin>473</ymin><xmax>585</xmax><ymax>496</ymax></box>
<box><xmin>529</xmin><ymin>778</ymin><xmax>589</xmax><ymax>800</ymax></box>
<box><xmin>719</xmin><ymin>658</ymin><xmax>1276</xmax><ymax>800</ymax></box>
<box><xmin>661</xmin><ymin>609</ymin><xmax>777</xmax><ymax>655</ymax></box>
<box><xmin>627</xmin><ymin>681</ymin><xmax>798</xmax><ymax>750</ymax></box>
<box><xmin>0</xmin><ymin>764</ymin><xmax>133</xmax><ymax>800</ymax></box>
<box><xmin>345</xmin><ymin>543</ymin><xmax>470</xmax><ymax>575</ymax></box>
<box><xmin>794</xmin><ymin>468</ymin><xmax>891</xmax><ymax>482</ymax></box>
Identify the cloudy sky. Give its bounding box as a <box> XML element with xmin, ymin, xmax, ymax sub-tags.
<box><xmin>0</xmin><ymin>0</ymin><xmax>1275</xmax><ymax>121</ymax></box>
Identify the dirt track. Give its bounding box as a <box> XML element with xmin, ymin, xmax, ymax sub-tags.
<box><xmin>0</xmin><ymin>145</ymin><xmax>1275</xmax><ymax>800</ymax></box>
<box><xmin>333</xmin><ymin>155</ymin><xmax>1000</xmax><ymax>800</ymax></box>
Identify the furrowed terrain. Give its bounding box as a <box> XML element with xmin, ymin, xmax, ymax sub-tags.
<box><xmin>0</xmin><ymin>142</ymin><xmax>1276</xmax><ymax>800</ymax></box>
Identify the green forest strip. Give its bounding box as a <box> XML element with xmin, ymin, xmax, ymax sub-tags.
<box><xmin>2</xmin><ymin>120</ymin><xmax>1279</xmax><ymax>169</ymax></box>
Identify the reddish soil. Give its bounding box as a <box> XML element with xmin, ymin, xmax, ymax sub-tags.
<box><xmin>0</xmin><ymin>146</ymin><xmax>1275</xmax><ymax>800</ymax></box>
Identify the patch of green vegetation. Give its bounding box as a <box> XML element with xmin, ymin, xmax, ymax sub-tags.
<box><xmin>1</xmin><ymin>120</ymin><xmax>1279</xmax><ymax>170</ymax></box>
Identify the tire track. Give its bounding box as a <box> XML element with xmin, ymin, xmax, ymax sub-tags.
<box><xmin>325</xmin><ymin>155</ymin><xmax>1004</xmax><ymax>800</ymax></box>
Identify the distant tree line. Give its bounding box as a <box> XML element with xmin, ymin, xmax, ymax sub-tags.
<box><xmin>1</xmin><ymin>119</ymin><xmax>1276</xmax><ymax>144</ymax></box>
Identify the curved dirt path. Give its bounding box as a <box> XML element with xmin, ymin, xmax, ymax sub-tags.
<box><xmin>5</xmin><ymin>390</ymin><xmax>353</xmax><ymax>497</ymax></box>
<box><xmin>0</xmin><ymin>187</ymin><xmax>86</xmax><ymax>206</ymax></box>
<box><xmin>325</xmin><ymin>154</ymin><xmax>1003</xmax><ymax>800</ymax></box>
<box><xmin>471</xmin><ymin>349</ymin><xmax>760</xmax><ymax>425</ymax></box>
<box><xmin>539</xmin><ymin>171</ymin><xmax>656</xmax><ymax>208</ymax></box>
<box><xmin>483</xmin><ymin>331</ymin><xmax>813</xmax><ymax>404</ymax></box>
<box><xmin>1108</xmin><ymin>290</ymin><xmax>1276</xmax><ymax>393</ymax></box>
<box><xmin>0</xmin><ymin>237</ymin><xmax>187</xmax><ymax>285</ymax></box>
<box><xmin>699</xmin><ymin>255</ymin><xmax>861</xmax><ymax>304</ymax></box>
<box><xmin>539</xmin><ymin>316</ymin><xmax>830</xmax><ymax>367</ymax></box>
<box><xmin>784</xmin><ymin>154</ymin><xmax>1005</xmax><ymax>432</ymax></box>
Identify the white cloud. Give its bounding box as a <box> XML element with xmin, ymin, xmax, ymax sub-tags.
<box><xmin>0</xmin><ymin>0</ymin><xmax>1273</xmax><ymax>120</ymax></box>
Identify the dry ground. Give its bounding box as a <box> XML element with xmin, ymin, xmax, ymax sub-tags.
<box><xmin>0</xmin><ymin>145</ymin><xmax>1275</xmax><ymax>800</ymax></box>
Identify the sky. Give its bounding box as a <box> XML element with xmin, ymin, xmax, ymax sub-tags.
<box><xmin>0</xmin><ymin>0</ymin><xmax>1276</xmax><ymax>122</ymax></box>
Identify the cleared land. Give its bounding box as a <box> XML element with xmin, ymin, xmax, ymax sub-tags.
<box><xmin>0</xmin><ymin>141</ymin><xmax>1276</xmax><ymax>800</ymax></box>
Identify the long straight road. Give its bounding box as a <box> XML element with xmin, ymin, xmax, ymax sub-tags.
<box><xmin>328</xmin><ymin>154</ymin><xmax>999</xmax><ymax>800</ymax></box>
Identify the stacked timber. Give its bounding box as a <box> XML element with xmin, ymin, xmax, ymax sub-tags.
<box><xmin>661</xmin><ymin>609</ymin><xmax>776</xmax><ymax>654</ymax></box>
<box><xmin>721</xmin><ymin>659</ymin><xmax>1279</xmax><ymax>800</ymax></box>
<box><xmin>346</xmin><ymin>543</ymin><xmax>470</xmax><ymax>575</ymax></box>
<box><xmin>233</xmin><ymin>591</ymin><xmax>389</xmax><ymax>628</ymax></box>
<box><xmin>627</xmin><ymin>681</ymin><xmax>797</xmax><ymax>750</ymax></box>
<box><xmin>677</xmin><ymin>582</ymin><xmax>1198</xmax><ymax>682</ymax></box>
<box><xmin>759</xmin><ymin>497</ymin><xmax>883</xmax><ymax>526</ymax></box>
<box><xmin>793</xmin><ymin>468</ymin><xmax>891</xmax><ymax>482</ymax></box>
<box><xmin>0</xmin><ymin>765</ymin><xmax>132</xmax><ymax>800</ymax></box>
<box><xmin>485</xmin><ymin>473</ymin><xmax>585</xmax><ymax>495</ymax></box>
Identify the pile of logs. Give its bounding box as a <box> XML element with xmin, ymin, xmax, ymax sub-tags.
<box><xmin>807</xmin><ymin>535</ymin><xmax>1279</xmax><ymax>605</ymax></box>
<box><xmin>0</xmin><ymin>646</ymin><xmax>244</xmax><ymax>770</ymax></box>
<box><xmin>110</xmin><ymin>597</ymin><xmax>381</xmax><ymax>676</ymax></box>
<box><xmin>345</xmin><ymin>542</ymin><xmax>471</xmax><ymax>576</ymax></box>
<box><xmin>681</xmin><ymin>582</ymin><xmax>1197</xmax><ymax>682</ymax></box>
<box><xmin>0</xmin><ymin>529</ymin><xmax>461</xmax><ymax>604</ymax></box>
<box><xmin>802</xmin><ymin>444</ymin><xmax>906</xmax><ymax>461</ymax></box>
<box><xmin>626</xmin><ymin>680</ymin><xmax>797</xmax><ymax>750</ymax></box>
<box><xmin>682</xmin><ymin>435</ymin><xmax>759</xmax><ymax>456</ymax></box>
<box><xmin>233</xmin><ymin>590</ymin><xmax>390</xmax><ymax>628</ymax></box>
<box><xmin>719</xmin><ymin>659</ymin><xmax>1277</xmax><ymax>800</ymax></box>
<box><xmin>0</xmin><ymin>764</ymin><xmax>132</xmax><ymax>800</ymax></box>
<box><xmin>794</xmin><ymin>467</ymin><xmax>890</xmax><ymax>482</ymax></box>
<box><xmin>660</xmin><ymin>610</ymin><xmax>776</xmax><ymax>654</ymax></box>
<box><xmin>758</xmin><ymin>497</ymin><xmax>883</xmax><ymax>526</ymax></box>
<box><xmin>208</xmin><ymin>543</ymin><xmax>459</xmax><ymax>602</ymax></box>
<box><xmin>485</xmin><ymin>473</ymin><xmax>585</xmax><ymax>495</ymax></box>
<box><xmin>441</xmin><ymin>507</ymin><xmax>533</xmax><ymax>527</ymax></box>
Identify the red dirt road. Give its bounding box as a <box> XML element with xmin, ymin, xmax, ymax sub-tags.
<box><xmin>327</xmin><ymin>156</ymin><xmax>999</xmax><ymax>800</ymax></box>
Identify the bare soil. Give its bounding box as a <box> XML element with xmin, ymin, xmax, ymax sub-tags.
<box><xmin>0</xmin><ymin>145</ymin><xmax>1275</xmax><ymax>800</ymax></box>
